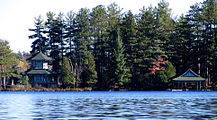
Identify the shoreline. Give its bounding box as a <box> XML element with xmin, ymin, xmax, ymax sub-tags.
<box><xmin>0</xmin><ymin>87</ymin><xmax>215</xmax><ymax>92</ymax></box>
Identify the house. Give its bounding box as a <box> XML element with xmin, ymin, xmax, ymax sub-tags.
<box><xmin>26</xmin><ymin>51</ymin><xmax>54</xmax><ymax>88</ymax></box>
<box><xmin>173</xmin><ymin>69</ymin><xmax>206</xmax><ymax>91</ymax></box>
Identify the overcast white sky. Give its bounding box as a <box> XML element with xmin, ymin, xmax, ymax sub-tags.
<box><xmin>0</xmin><ymin>0</ymin><xmax>204</xmax><ymax>53</ymax></box>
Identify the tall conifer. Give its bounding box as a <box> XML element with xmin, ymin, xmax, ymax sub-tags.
<box><xmin>90</xmin><ymin>5</ymin><xmax>109</xmax><ymax>90</ymax></box>
<box><xmin>29</xmin><ymin>15</ymin><xmax>48</xmax><ymax>54</ymax></box>
<box><xmin>121</xmin><ymin>10</ymin><xmax>136</xmax><ymax>84</ymax></box>
<box><xmin>112</xmin><ymin>28</ymin><xmax>129</xmax><ymax>88</ymax></box>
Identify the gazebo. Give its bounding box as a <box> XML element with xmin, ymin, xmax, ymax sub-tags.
<box><xmin>26</xmin><ymin>51</ymin><xmax>54</xmax><ymax>88</ymax></box>
<box><xmin>173</xmin><ymin>69</ymin><xmax>206</xmax><ymax>91</ymax></box>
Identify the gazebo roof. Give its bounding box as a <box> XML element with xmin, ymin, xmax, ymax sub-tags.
<box><xmin>173</xmin><ymin>69</ymin><xmax>206</xmax><ymax>82</ymax></box>
<box><xmin>27</xmin><ymin>51</ymin><xmax>52</xmax><ymax>61</ymax></box>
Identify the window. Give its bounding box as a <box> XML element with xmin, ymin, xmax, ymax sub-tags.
<box><xmin>33</xmin><ymin>61</ymin><xmax>43</xmax><ymax>69</ymax></box>
<box><xmin>43</xmin><ymin>63</ymin><xmax>48</xmax><ymax>69</ymax></box>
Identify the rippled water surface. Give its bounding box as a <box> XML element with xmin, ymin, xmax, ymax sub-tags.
<box><xmin>0</xmin><ymin>91</ymin><xmax>217</xmax><ymax>120</ymax></box>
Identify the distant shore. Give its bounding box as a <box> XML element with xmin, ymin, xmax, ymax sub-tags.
<box><xmin>0</xmin><ymin>87</ymin><xmax>94</xmax><ymax>92</ymax></box>
<box><xmin>0</xmin><ymin>87</ymin><xmax>215</xmax><ymax>92</ymax></box>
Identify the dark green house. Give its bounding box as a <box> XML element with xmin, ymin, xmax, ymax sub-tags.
<box><xmin>26</xmin><ymin>52</ymin><xmax>54</xmax><ymax>88</ymax></box>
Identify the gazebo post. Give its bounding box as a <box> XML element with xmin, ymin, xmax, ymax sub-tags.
<box><xmin>199</xmin><ymin>81</ymin><xmax>201</xmax><ymax>90</ymax></box>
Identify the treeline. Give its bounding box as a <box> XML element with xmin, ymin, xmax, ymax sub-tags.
<box><xmin>29</xmin><ymin>0</ymin><xmax>217</xmax><ymax>90</ymax></box>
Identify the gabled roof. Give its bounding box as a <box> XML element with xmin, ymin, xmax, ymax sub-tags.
<box><xmin>181</xmin><ymin>69</ymin><xmax>199</xmax><ymax>77</ymax></box>
<box><xmin>173</xmin><ymin>69</ymin><xmax>205</xmax><ymax>81</ymax></box>
<box><xmin>27</xmin><ymin>52</ymin><xmax>52</xmax><ymax>61</ymax></box>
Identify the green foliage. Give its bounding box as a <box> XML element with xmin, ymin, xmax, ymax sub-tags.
<box><xmin>19</xmin><ymin>76</ymin><xmax>29</xmax><ymax>85</ymax></box>
<box><xmin>137</xmin><ymin>7</ymin><xmax>164</xmax><ymax>68</ymax></box>
<box><xmin>154</xmin><ymin>0</ymin><xmax>175</xmax><ymax>60</ymax></box>
<box><xmin>65</xmin><ymin>11</ymin><xmax>75</xmax><ymax>58</ymax></box>
<box><xmin>154</xmin><ymin>62</ymin><xmax>176</xmax><ymax>90</ymax></box>
<box><xmin>90</xmin><ymin>5</ymin><xmax>110</xmax><ymax>90</ymax></box>
<box><xmin>112</xmin><ymin>28</ymin><xmax>130</xmax><ymax>87</ymax></box>
<box><xmin>73</xmin><ymin>8</ymin><xmax>91</xmax><ymax>62</ymax></box>
<box><xmin>155</xmin><ymin>71</ymin><xmax>167</xmax><ymax>83</ymax></box>
<box><xmin>121</xmin><ymin>10</ymin><xmax>136</xmax><ymax>85</ymax></box>
<box><xmin>0</xmin><ymin>40</ymin><xmax>22</xmax><ymax>88</ymax></box>
<box><xmin>171</xmin><ymin>15</ymin><xmax>195</xmax><ymax>75</ymax></box>
<box><xmin>27</xmin><ymin>0</ymin><xmax>217</xmax><ymax>90</ymax></box>
<box><xmin>61</xmin><ymin>57</ymin><xmax>75</xmax><ymax>87</ymax></box>
<box><xmin>29</xmin><ymin>15</ymin><xmax>48</xmax><ymax>54</ymax></box>
<box><xmin>80</xmin><ymin>51</ymin><xmax>97</xmax><ymax>88</ymax></box>
<box><xmin>164</xmin><ymin>62</ymin><xmax>176</xmax><ymax>79</ymax></box>
<box><xmin>171</xmin><ymin>0</ymin><xmax>217</xmax><ymax>84</ymax></box>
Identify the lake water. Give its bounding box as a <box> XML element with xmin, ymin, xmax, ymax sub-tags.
<box><xmin>0</xmin><ymin>91</ymin><xmax>216</xmax><ymax>120</ymax></box>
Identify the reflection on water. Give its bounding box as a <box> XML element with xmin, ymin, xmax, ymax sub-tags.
<box><xmin>0</xmin><ymin>91</ymin><xmax>216</xmax><ymax>119</ymax></box>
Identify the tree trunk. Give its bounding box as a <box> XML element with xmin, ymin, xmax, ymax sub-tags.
<box><xmin>2</xmin><ymin>65</ymin><xmax>6</xmax><ymax>89</ymax></box>
<box><xmin>197</xmin><ymin>39</ymin><xmax>201</xmax><ymax>75</ymax></box>
<box><xmin>3</xmin><ymin>76</ymin><xmax>6</xmax><ymax>89</ymax></box>
<box><xmin>11</xmin><ymin>79</ymin><xmax>14</xmax><ymax>86</ymax></box>
<box><xmin>0</xmin><ymin>64</ymin><xmax>2</xmax><ymax>87</ymax></box>
<box><xmin>207</xmin><ymin>67</ymin><xmax>210</xmax><ymax>86</ymax></box>
<box><xmin>204</xmin><ymin>65</ymin><xmax>209</xmax><ymax>89</ymax></box>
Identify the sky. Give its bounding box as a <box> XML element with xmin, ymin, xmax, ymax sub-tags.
<box><xmin>0</xmin><ymin>0</ymin><xmax>205</xmax><ymax>53</ymax></box>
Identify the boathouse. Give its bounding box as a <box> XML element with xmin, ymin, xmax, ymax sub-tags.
<box><xmin>173</xmin><ymin>69</ymin><xmax>206</xmax><ymax>90</ymax></box>
<box><xmin>26</xmin><ymin>51</ymin><xmax>54</xmax><ymax>88</ymax></box>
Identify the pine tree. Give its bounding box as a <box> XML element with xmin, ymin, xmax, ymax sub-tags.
<box><xmin>137</xmin><ymin>7</ymin><xmax>161</xmax><ymax>69</ymax></box>
<box><xmin>200</xmin><ymin>0</ymin><xmax>217</xmax><ymax>86</ymax></box>
<box><xmin>29</xmin><ymin>15</ymin><xmax>48</xmax><ymax>54</ymax></box>
<box><xmin>45</xmin><ymin>12</ymin><xmax>66</xmax><ymax>58</ymax></box>
<box><xmin>56</xmin><ymin>12</ymin><xmax>67</xmax><ymax>63</ymax></box>
<box><xmin>154</xmin><ymin>0</ymin><xmax>175</xmax><ymax>60</ymax></box>
<box><xmin>73</xmin><ymin>8</ymin><xmax>91</xmax><ymax>62</ymax></box>
<box><xmin>0</xmin><ymin>40</ymin><xmax>20</xmax><ymax>89</ymax></box>
<box><xmin>65</xmin><ymin>11</ymin><xmax>75</xmax><ymax>59</ymax></box>
<box><xmin>73</xmin><ymin>8</ymin><xmax>91</xmax><ymax>86</ymax></box>
<box><xmin>185</xmin><ymin>0</ymin><xmax>217</xmax><ymax>86</ymax></box>
<box><xmin>105</xmin><ymin>3</ymin><xmax>124</xmax><ymax>88</ymax></box>
<box><xmin>90</xmin><ymin>5</ymin><xmax>109</xmax><ymax>90</ymax></box>
<box><xmin>121</xmin><ymin>10</ymin><xmax>136</xmax><ymax>85</ymax></box>
<box><xmin>172</xmin><ymin>15</ymin><xmax>196</xmax><ymax>75</ymax></box>
<box><xmin>136</xmin><ymin>7</ymin><xmax>164</xmax><ymax>89</ymax></box>
<box><xmin>80</xmin><ymin>51</ymin><xmax>97</xmax><ymax>88</ymax></box>
<box><xmin>107</xmin><ymin>3</ymin><xmax>122</xmax><ymax>30</ymax></box>
<box><xmin>61</xmin><ymin>57</ymin><xmax>75</xmax><ymax>88</ymax></box>
<box><xmin>112</xmin><ymin>28</ymin><xmax>129</xmax><ymax>88</ymax></box>
<box><xmin>45</xmin><ymin>12</ymin><xmax>65</xmax><ymax>85</ymax></box>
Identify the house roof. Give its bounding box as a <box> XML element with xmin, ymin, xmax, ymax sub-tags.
<box><xmin>27</xmin><ymin>52</ymin><xmax>52</xmax><ymax>61</ymax></box>
<box><xmin>26</xmin><ymin>70</ymin><xmax>53</xmax><ymax>75</ymax></box>
<box><xmin>173</xmin><ymin>69</ymin><xmax>206</xmax><ymax>81</ymax></box>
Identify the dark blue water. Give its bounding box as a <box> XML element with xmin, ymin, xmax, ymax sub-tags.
<box><xmin>0</xmin><ymin>91</ymin><xmax>216</xmax><ymax>120</ymax></box>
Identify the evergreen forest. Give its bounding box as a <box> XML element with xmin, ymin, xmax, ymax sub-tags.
<box><xmin>26</xmin><ymin>0</ymin><xmax>216</xmax><ymax>90</ymax></box>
